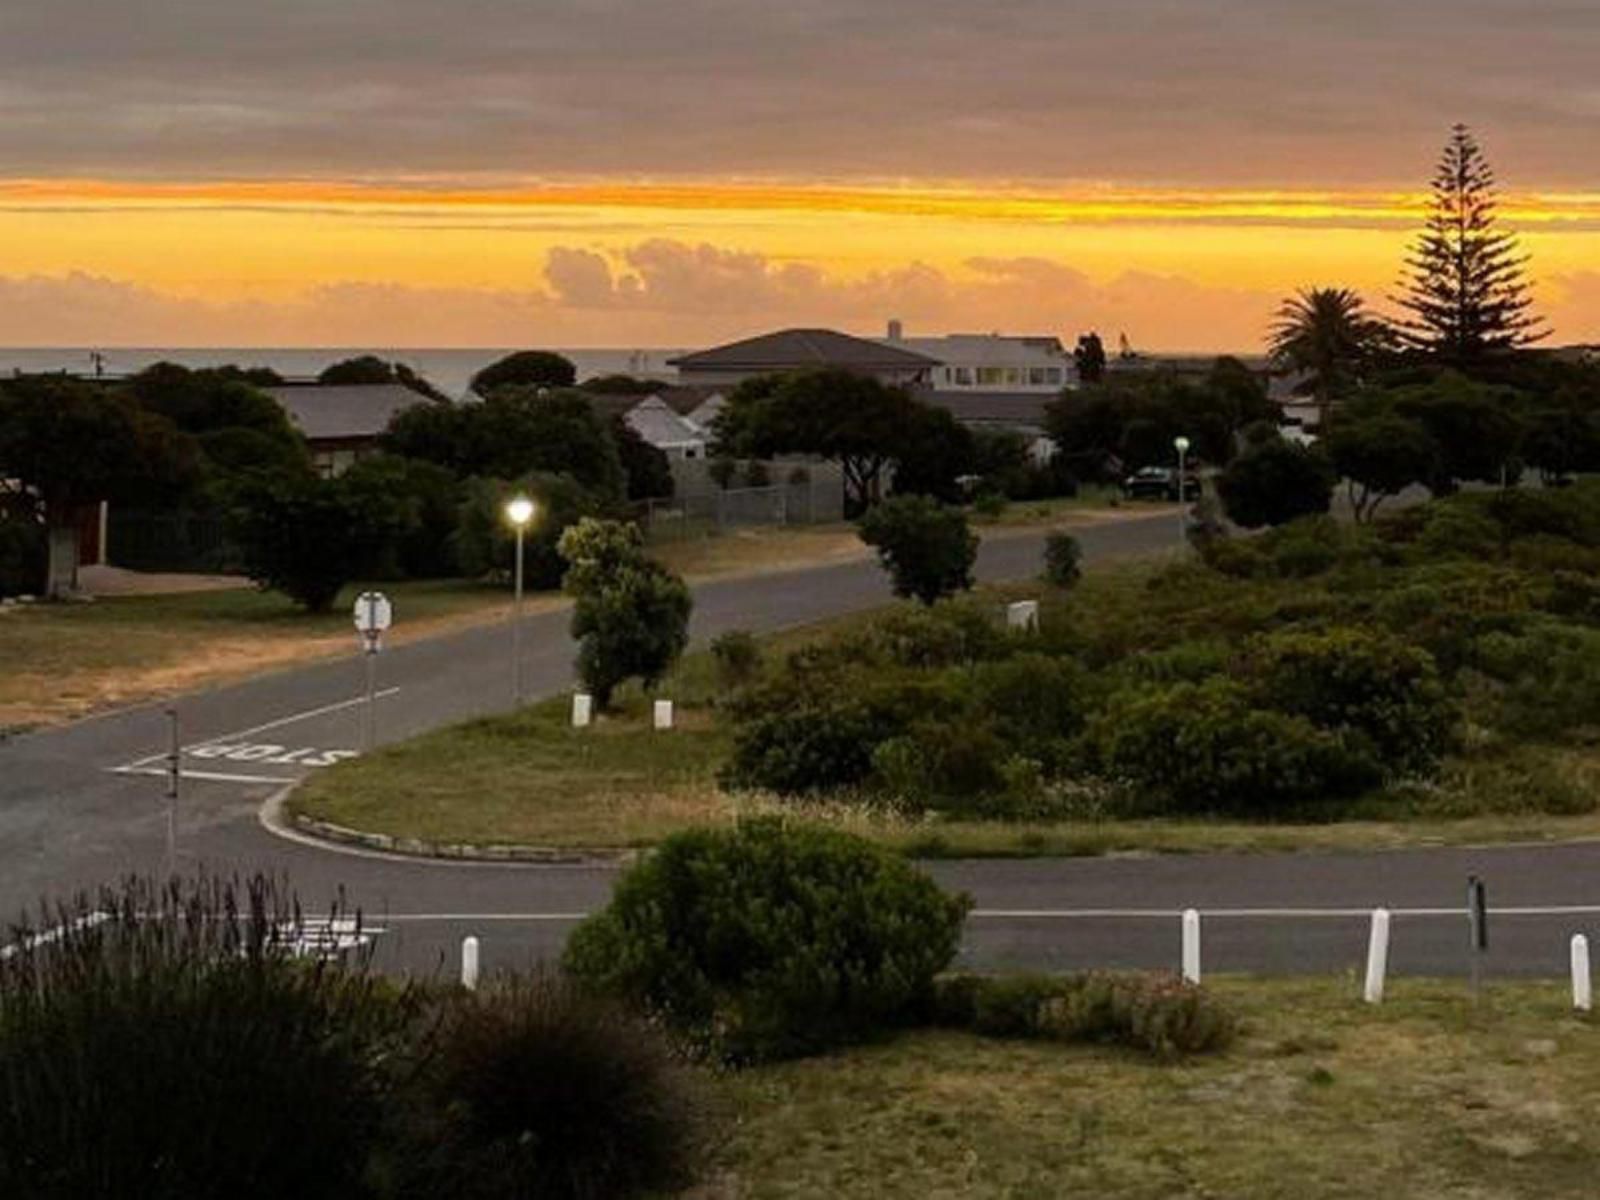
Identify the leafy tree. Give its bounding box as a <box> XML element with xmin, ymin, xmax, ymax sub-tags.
<box><xmin>470</xmin><ymin>351</ymin><xmax>577</xmax><ymax>396</ymax></box>
<box><xmin>317</xmin><ymin>355</ymin><xmax>450</xmax><ymax>401</ymax></box>
<box><xmin>454</xmin><ymin>473</ymin><xmax>604</xmax><ymax>590</ymax></box>
<box><xmin>1521</xmin><ymin>407</ymin><xmax>1600</xmax><ymax>484</ymax></box>
<box><xmin>225</xmin><ymin>472</ymin><xmax>402</xmax><ymax>611</ymax></box>
<box><xmin>580</xmin><ymin>374</ymin><xmax>661</xmax><ymax>395</ymax></box>
<box><xmin>611</xmin><ymin>415</ymin><xmax>675</xmax><ymax>500</ymax></box>
<box><xmin>559</xmin><ymin>518</ymin><xmax>692</xmax><ymax>709</ymax></box>
<box><xmin>1389</xmin><ymin>371</ymin><xmax>1525</xmax><ymax>492</ymax></box>
<box><xmin>382</xmin><ymin>401</ymin><xmax>473</xmax><ymax>471</ymax></box>
<box><xmin>1268</xmin><ymin>287</ymin><xmax>1392</xmax><ymax>426</ymax></box>
<box><xmin>716</xmin><ymin>369</ymin><xmax>924</xmax><ymax>514</ymax></box>
<box><xmin>889</xmin><ymin>405</ymin><xmax>975</xmax><ymax>503</ymax></box>
<box><xmin>1323</xmin><ymin>413</ymin><xmax>1439</xmax><ymax>521</ymax></box>
<box><xmin>858</xmin><ymin>494</ymin><xmax>977</xmax><ymax>605</ymax></box>
<box><xmin>1395</xmin><ymin>124</ymin><xmax>1547</xmax><ymax>364</ymax></box>
<box><xmin>0</xmin><ymin>377</ymin><xmax>200</xmax><ymax>596</ymax></box>
<box><xmin>1216</xmin><ymin>437</ymin><xmax>1335</xmax><ymax>529</ymax></box>
<box><xmin>340</xmin><ymin>454</ymin><xmax>462</xmax><ymax>578</ymax></box>
<box><xmin>1073</xmin><ymin>332</ymin><xmax>1107</xmax><ymax>384</ymax></box>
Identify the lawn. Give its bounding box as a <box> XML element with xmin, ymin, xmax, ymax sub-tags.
<box><xmin>701</xmin><ymin>977</ymin><xmax>1600</xmax><ymax>1198</ymax></box>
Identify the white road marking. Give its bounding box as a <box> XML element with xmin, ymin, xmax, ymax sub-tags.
<box><xmin>111</xmin><ymin>765</ymin><xmax>305</xmax><ymax>786</ymax></box>
<box><xmin>0</xmin><ymin>911</ymin><xmax>113</xmax><ymax>960</ymax></box>
<box><xmin>364</xmin><ymin>905</ymin><xmax>1600</xmax><ymax>924</ymax></box>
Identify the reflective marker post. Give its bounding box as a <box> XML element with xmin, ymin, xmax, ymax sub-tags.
<box><xmin>1468</xmin><ymin>875</ymin><xmax>1489</xmax><ymax>1003</ymax></box>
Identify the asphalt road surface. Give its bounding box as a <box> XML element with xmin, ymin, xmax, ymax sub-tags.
<box><xmin>6</xmin><ymin>509</ymin><xmax>1600</xmax><ymax>984</ymax></box>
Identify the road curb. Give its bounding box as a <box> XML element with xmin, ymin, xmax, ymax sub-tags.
<box><xmin>259</xmin><ymin>782</ymin><xmax>638</xmax><ymax>866</ymax></box>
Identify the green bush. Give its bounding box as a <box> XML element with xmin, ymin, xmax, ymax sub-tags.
<box><xmin>971</xmin><ymin>491</ymin><xmax>1008</xmax><ymax>520</ymax></box>
<box><xmin>393</xmin><ymin>975</ymin><xmax>703</xmax><ymax>1200</ymax></box>
<box><xmin>454</xmin><ymin>473</ymin><xmax>603</xmax><ymax>590</ymax></box>
<box><xmin>0</xmin><ymin>875</ymin><xmax>408</xmax><ymax>1200</ymax></box>
<box><xmin>1085</xmin><ymin>679</ymin><xmax>1381</xmax><ymax>814</ymax></box>
<box><xmin>1416</xmin><ymin>503</ymin><xmax>1501</xmax><ymax>561</ymax></box>
<box><xmin>868</xmin><ymin>719</ymin><xmax>1010</xmax><ymax>806</ymax></box>
<box><xmin>865</xmin><ymin>601</ymin><xmax>1010</xmax><ymax>668</ymax></box>
<box><xmin>710</xmin><ymin>629</ymin><xmax>762</xmax><ymax>690</ymax></box>
<box><xmin>0</xmin><ymin>512</ymin><xmax>45</xmax><ymax>597</ymax></box>
<box><xmin>1198</xmin><ymin>534</ymin><xmax>1267</xmax><ymax>579</ymax></box>
<box><xmin>858</xmin><ymin>494</ymin><xmax>978</xmax><ymax>605</ymax></box>
<box><xmin>1469</xmin><ymin>621</ymin><xmax>1600</xmax><ymax>737</ymax></box>
<box><xmin>971</xmin><ymin>652</ymin><xmax>1089</xmax><ymax>766</ymax></box>
<box><xmin>721</xmin><ymin>698</ymin><xmax>892</xmax><ymax>795</ymax></box>
<box><xmin>1042</xmin><ymin>531</ymin><xmax>1082</xmax><ymax>588</ymax></box>
<box><xmin>1216</xmin><ymin>438</ymin><xmax>1335</xmax><ymax>529</ymax></box>
<box><xmin>1240</xmin><ymin>626</ymin><xmax>1454</xmax><ymax>775</ymax></box>
<box><xmin>933</xmin><ymin>972</ymin><xmax>1235</xmax><ymax>1058</ymax></box>
<box><xmin>1262</xmin><ymin>515</ymin><xmax>1343</xmax><ymax>578</ymax></box>
<box><xmin>563</xmin><ymin>820</ymin><xmax>971</xmax><ymax>1062</ymax></box>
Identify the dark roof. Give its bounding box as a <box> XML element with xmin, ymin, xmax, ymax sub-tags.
<box><xmin>582</xmin><ymin>385</ymin><xmax>721</xmax><ymax>421</ymax></box>
<box><xmin>917</xmin><ymin>389</ymin><xmax>1056</xmax><ymax>429</ymax></box>
<box><xmin>263</xmin><ymin>384</ymin><xmax>427</xmax><ymax>442</ymax></box>
<box><xmin>668</xmin><ymin>328</ymin><xmax>939</xmax><ymax>372</ymax></box>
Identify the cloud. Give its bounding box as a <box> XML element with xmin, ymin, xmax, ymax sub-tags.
<box><xmin>0</xmin><ymin>2</ymin><xmax>1596</xmax><ymax>184</ymax></box>
<box><xmin>0</xmin><ymin>241</ymin><xmax>1284</xmax><ymax>351</ymax></box>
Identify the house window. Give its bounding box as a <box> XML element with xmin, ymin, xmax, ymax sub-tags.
<box><xmin>954</xmin><ymin>367</ymin><xmax>974</xmax><ymax>386</ymax></box>
<box><xmin>1045</xmin><ymin>368</ymin><xmax>1063</xmax><ymax>384</ymax></box>
<box><xmin>1028</xmin><ymin>368</ymin><xmax>1047</xmax><ymax>386</ymax></box>
<box><xmin>977</xmin><ymin>367</ymin><xmax>1003</xmax><ymax>386</ymax></box>
<box><xmin>1003</xmin><ymin>368</ymin><xmax>1022</xmax><ymax>386</ymax></box>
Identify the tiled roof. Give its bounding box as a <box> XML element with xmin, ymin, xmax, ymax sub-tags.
<box><xmin>668</xmin><ymin>328</ymin><xmax>939</xmax><ymax>372</ymax></box>
<box><xmin>917</xmin><ymin>389</ymin><xmax>1057</xmax><ymax>428</ymax></box>
<box><xmin>263</xmin><ymin>384</ymin><xmax>429</xmax><ymax>442</ymax></box>
<box><xmin>625</xmin><ymin>397</ymin><xmax>706</xmax><ymax>448</ymax></box>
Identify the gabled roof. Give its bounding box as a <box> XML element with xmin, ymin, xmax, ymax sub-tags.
<box><xmin>625</xmin><ymin>397</ymin><xmax>706</xmax><ymax>448</ymax></box>
<box><xmin>264</xmin><ymin>384</ymin><xmax>429</xmax><ymax>442</ymax></box>
<box><xmin>916</xmin><ymin>389</ymin><xmax>1056</xmax><ymax>430</ymax></box>
<box><xmin>668</xmin><ymin>328</ymin><xmax>939</xmax><ymax>372</ymax></box>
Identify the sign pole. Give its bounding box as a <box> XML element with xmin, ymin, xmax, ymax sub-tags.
<box><xmin>352</xmin><ymin>591</ymin><xmax>392</xmax><ymax>753</ymax></box>
<box><xmin>164</xmin><ymin>707</ymin><xmax>179</xmax><ymax>878</ymax></box>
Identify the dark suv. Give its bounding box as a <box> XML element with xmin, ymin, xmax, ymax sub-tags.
<box><xmin>1122</xmin><ymin>466</ymin><xmax>1201</xmax><ymax>501</ymax></box>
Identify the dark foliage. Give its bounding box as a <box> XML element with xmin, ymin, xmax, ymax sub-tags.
<box><xmin>470</xmin><ymin>350</ymin><xmax>578</xmax><ymax>396</ymax></box>
<box><xmin>858</xmin><ymin>494</ymin><xmax>977</xmax><ymax>605</ymax></box>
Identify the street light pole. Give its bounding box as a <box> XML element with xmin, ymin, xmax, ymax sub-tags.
<box><xmin>1174</xmin><ymin>435</ymin><xmax>1191</xmax><ymax>549</ymax></box>
<box><xmin>505</xmin><ymin>496</ymin><xmax>536</xmax><ymax>705</ymax></box>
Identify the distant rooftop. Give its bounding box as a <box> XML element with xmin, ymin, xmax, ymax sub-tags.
<box><xmin>669</xmin><ymin>328</ymin><xmax>939</xmax><ymax>372</ymax></box>
<box><xmin>263</xmin><ymin>383</ymin><xmax>428</xmax><ymax>442</ymax></box>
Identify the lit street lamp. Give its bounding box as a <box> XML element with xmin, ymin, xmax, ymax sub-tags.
<box><xmin>506</xmin><ymin>495</ymin><xmax>537</xmax><ymax>703</ymax></box>
<box><xmin>1173</xmin><ymin>435</ymin><xmax>1191</xmax><ymax>548</ymax></box>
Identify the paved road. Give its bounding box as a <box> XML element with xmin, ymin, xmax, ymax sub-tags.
<box><xmin>5</xmin><ymin>510</ymin><xmax>1600</xmax><ymax>983</ymax></box>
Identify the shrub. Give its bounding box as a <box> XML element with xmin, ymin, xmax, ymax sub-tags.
<box><xmin>971</xmin><ymin>652</ymin><xmax>1089</xmax><ymax>763</ymax></box>
<box><xmin>933</xmin><ymin>972</ymin><xmax>1235</xmax><ymax>1058</ymax></box>
<box><xmin>1216</xmin><ymin>438</ymin><xmax>1335</xmax><ymax>528</ymax></box>
<box><xmin>869</xmin><ymin>720</ymin><xmax>1010</xmax><ymax>806</ymax></box>
<box><xmin>395</xmin><ymin>975</ymin><xmax>703</xmax><ymax>1200</ymax></box>
<box><xmin>1085</xmin><ymin>678</ymin><xmax>1381</xmax><ymax>814</ymax></box>
<box><xmin>1239</xmin><ymin>626</ymin><xmax>1454</xmax><ymax>775</ymax></box>
<box><xmin>1198</xmin><ymin>534</ymin><xmax>1266</xmax><ymax>579</ymax></box>
<box><xmin>721</xmin><ymin>699</ymin><xmax>889</xmax><ymax>795</ymax></box>
<box><xmin>453</xmin><ymin>472</ymin><xmax>603</xmax><ymax>589</ymax></box>
<box><xmin>971</xmin><ymin>491</ymin><xmax>1008</xmax><ymax>520</ymax></box>
<box><xmin>563</xmin><ymin>819</ymin><xmax>971</xmax><ymax>1062</ymax></box>
<box><xmin>1469</xmin><ymin>621</ymin><xmax>1600</xmax><ymax>738</ymax></box>
<box><xmin>1042</xmin><ymin>531</ymin><xmax>1082</xmax><ymax>588</ymax></box>
<box><xmin>559</xmin><ymin>518</ymin><xmax>692</xmax><ymax>709</ymax></box>
<box><xmin>0</xmin><ymin>875</ymin><xmax>408</xmax><ymax>1200</ymax></box>
<box><xmin>865</xmin><ymin>600</ymin><xmax>1010</xmax><ymax>668</ymax></box>
<box><xmin>341</xmin><ymin>453</ymin><xmax>461</xmax><ymax>579</ymax></box>
<box><xmin>1262</xmin><ymin>515</ymin><xmax>1343</xmax><ymax>578</ymax></box>
<box><xmin>0</xmin><ymin>512</ymin><xmax>45</xmax><ymax>598</ymax></box>
<box><xmin>858</xmin><ymin>494</ymin><xmax>978</xmax><ymax>605</ymax></box>
<box><xmin>1416</xmin><ymin>503</ymin><xmax>1501</xmax><ymax>561</ymax></box>
<box><xmin>710</xmin><ymin>629</ymin><xmax>762</xmax><ymax>690</ymax></box>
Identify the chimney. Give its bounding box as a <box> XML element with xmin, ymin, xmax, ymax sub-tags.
<box><xmin>887</xmin><ymin>318</ymin><xmax>904</xmax><ymax>341</ymax></box>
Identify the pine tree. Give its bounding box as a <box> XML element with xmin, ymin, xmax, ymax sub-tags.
<box><xmin>1395</xmin><ymin>124</ymin><xmax>1546</xmax><ymax>363</ymax></box>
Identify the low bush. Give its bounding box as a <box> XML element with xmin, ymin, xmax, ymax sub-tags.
<box><xmin>0</xmin><ymin>875</ymin><xmax>408</xmax><ymax>1200</ymax></box>
<box><xmin>858</xmin><ymin>494</ymin><xmax>978</xmax><ymax>605</ymax></box>
<box><xmin>933</xmin><ymin>972</ymin><xmax>1235</xmax><ymax>1058</ymax></box>
<box><xmin>865</xmin><ymin>600</ymin><xmax>1011</xmax><ymax>668</ymax></box>
<box><xmin>1042</xmin><ymin>531</ymin><xmax>1082</xmax><ymax>588</ymax></box>
<box><xmin>1469</xmin><ymin>621</ymin><xmax>1600</xmax><ymax>738</ymax></box>
<box><xmin>392</xmin><ymin>975</ymin><xmax>703</xmax><ymax>1200</ymax></box>
<box><xmin>1085</xmin><ymin>678</ymin><xmax>1381</xmax><ymax>815</ymax></box>
<box><xmin>721</xmin><ymin>698</ymin><xmax>893</xmax><ymax>795</ymax></box>
<box><xmin>710</xmin><ymin>629</ymin><xmax>762</xmax><ymax>691</ymax></box>
<box><xmin>562</xmin><ymin>819</ymin><xmax>971</xmax><ymax>1062</ymax></box>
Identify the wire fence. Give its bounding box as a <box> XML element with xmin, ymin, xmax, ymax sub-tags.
<box><xmin>107</xmin><ymin>510</ymin><xmax>236</xmax><ymax>573</ymax></box>
<box><xmin>639</xmin><ymin>479</ymin><xmax>843</xmax><ymax>541</ymax></box>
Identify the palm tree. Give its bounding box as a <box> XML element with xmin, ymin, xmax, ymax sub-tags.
<box><xmin>1268</xmin><ymin>287</ymin><xmax>1392</xmax><ymax>428</ymax></box>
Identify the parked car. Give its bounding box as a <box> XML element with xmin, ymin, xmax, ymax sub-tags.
<box><xmin>1121</xmin><ymin>466</ymin><xmax>1201</xmax><ymax>501</ymax></box>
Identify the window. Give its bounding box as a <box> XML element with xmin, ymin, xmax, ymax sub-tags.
<box><xmin>977</xmin><ymin>367</ymin><xmax>1004</xmax><ymax>386</ymax></box>
<box><xmin>1045</xmin><ymin>368</ymin><xmax>1063</xmax><ymax>384</ymax></box>
<box><xmin>954</xmin><ymin>367</ymin><xmax>974</xmax><ymax>386</ymax></box>
<box><xmin>1003</xmin><ymin>368</ymin><xmax>1022</xmax><ymax>386</ymax></box>
<box><xmin>1028</xmin><ymin>367</ymin><xmax>1047</xmax><ymax>386</ymax></box>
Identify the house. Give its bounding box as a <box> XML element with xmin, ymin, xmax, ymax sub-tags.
<box><xmin>879</xmin><ymin>322</ymin><xmax>1074</xmax><ymax>393</ymax></box>
<box><xmin>916</xmin><ymin>390</ymin><xmax>1059</xmax><ymax>465</ymax></box>
<box><xmin>263</xmin><ymin>383</ymin><xmax>430</xmax><ymax>476</ymax></box>
<box><xmin>667</xmin><ymin>328</ymin><xmax>938</xmax><ymax>388</ymax></box>
<box><xmin>623</xmin><ymin>397</ymin><xmax>707</xmax><ymax>460</ymax></box>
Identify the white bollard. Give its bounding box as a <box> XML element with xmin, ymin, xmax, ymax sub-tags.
<box><xmin>461</xmin><ymin>935</ymin><xmax>480</xmax><ymax>991</ymax></box>
<box><xmin>571</xmin><ymin>692</ymin><xmax>593</xmax><ymax>728</ymax></box>
<box><xmin>654</xmin><ymin>699</ymin><xmax>674</xmax><ymax>730</ymax></box>
<box><xmin>1572</xmin><ymin>934</ymin><xmax>1592</xmax><ymax>1013</ymax></box>
<box><xmin>1181</xmin><ymin>908</ymin><xmax>1202</xmax><ymax>983</ymax></box>
<box><xmin>1006</xmin><ymin>600</ymin><xmax>1039</xmax><ymax>631</ymax></box>
<box><xmin>1364</xmin><ymin>908</ymin><xmax>1391</xmax><ymax>1004</ymax></box>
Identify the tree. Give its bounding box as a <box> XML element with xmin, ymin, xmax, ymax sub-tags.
<box><xmin>857</xmin><ymin>494</ymin><xmax>977</xmax><ymax>605</ymax></box>
<box><xmin>1073</xmin><ymin>333</ymin><xmax>1107</xmax><ymax>384</ymax></box>
<box><xmin>1389</xmin><ymin>371</ymin><xmax>1525</xmax><ymax>492</ymax></box>
<box><xmin>1394</xmin><ymin>124</ymin><xmax>1547</xmax><ymax>365</ymax></box>
<box><xmin>715</xmin><ymin>369</ymin><xmax>924</xmax><ymax>514</ymax></box>
<box><xmin>581</xmin><ymin>374</ymin><xmax>661</xmax><ymax>396</ymax></box>
<box><xmin>1216</xmin><ymin>437</ymin><xmax>1335</xmax><ymax>529</ymax></box>
<box><xmin>889</xmin><ymin>405</ymin><xmax>975</xmax><ymax>503</ymax></box>
<box><xmin>0</xmin><ymin>377</ymin><xmax>200</xmax><ymax>596</ymax></box>
<box><xmin>1268</xmin><ymin>287</ymin><xmax>1392</xmax><ymax>426</ymax></box>
<box><xmin>1323</xmin><ymin>413</ymin><xmax>1439</xmax><ymax>521</ymax></box>
<box><xmin>339</xmin><ymin>454</ymin><xmax>462</xmax><ymax>578</ymax></box>
<box><xmin>558</xmin><ymin>518</ymin><xmax>692</xmax><ymax>709</ymax></box>
<box><xmin>470</xmin><ymin>351</ymin><xmax>577</xmax><ymax>396</ymax></box>
<box><xmin>611</xmin><ymin>416</ymin><xmax>675</xmax><ymax>500</ymax></box>
<box><xmin>225</xmin><ymin>472</ymin><xmax>402</xmax><ymax>611</ymax></box>
<box><xmin>455</xmin><ymin>472</ymin><xmax>603</xmax><ymax>589</ymax></box>
<box><xmin>317</xmin><ymin>355</ymin><xmax>449</xmax><ymax>401</ymax></box>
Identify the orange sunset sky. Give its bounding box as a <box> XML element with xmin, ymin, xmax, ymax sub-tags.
<box><xmin>2</xmin><ymin>0</ymin><xmax>1597</xmax><ymax>352</ymax></box>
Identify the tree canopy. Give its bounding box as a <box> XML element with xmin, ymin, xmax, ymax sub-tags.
<box><xmin>1216</xmin><ymin>436</ymin><xmax>1335</xmax><ymax>529</ymax></box>
<box><xmin>858</xmin><ymin>494</ymin><xmax>977</xmax><ymax>605</ymax></box>
<box><xmin>470</xmin><ymin>351</ymin><xmax>578</xmax><ymax>396</ymax></box>
<box><xmin>1268</xmin><ymin>287</ymin><xmax>1392</xmax><ymax>426</ymax></box>
<box><xmin>317</xmin><ymin>355</ymin><xmax>449</xmax><ymax>401</ymax></box>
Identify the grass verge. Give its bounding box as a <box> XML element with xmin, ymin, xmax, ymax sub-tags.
<box><xmin>700</xmin><ymin>976</ymin><xmax>1600</xmax><ymax>1198</ymax></box>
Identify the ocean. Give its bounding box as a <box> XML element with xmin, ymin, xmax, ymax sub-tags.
<box><xmin>0</xmin><ymin>347</ymin><xmax>692</xmax><ymax>400</ymax></box>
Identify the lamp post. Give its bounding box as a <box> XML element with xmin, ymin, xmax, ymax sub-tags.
<box><xmin>1173</xmin><ymin>435</ymin><xmax>1191</xmax><ymax>547</ymax></box>
<box><xmin>505</xmin><ymin>495</ymin><xmax>536</xmax><ymax>703</ymax></box>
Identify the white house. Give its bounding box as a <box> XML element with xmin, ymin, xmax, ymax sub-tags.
<box><xmin>624</xmin><ymin>397</ymin><xmax>707</xmax><ymax>459</ymax></box>
<box><xmin>877</xmin><ymin>322</ymin><xmax>1074</xmax><ymax>393</ymax></box>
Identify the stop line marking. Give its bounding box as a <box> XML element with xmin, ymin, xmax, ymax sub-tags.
<box><xmin>108</xmin><ymin>688</ymin><xmax>401</xmax><ymax>785</ymax></box>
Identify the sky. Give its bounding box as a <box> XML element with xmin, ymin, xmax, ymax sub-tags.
<box><xmin>0</xmin><ymin>0</ymin><xmax>1597</xmax><ymax>351</ymax></box>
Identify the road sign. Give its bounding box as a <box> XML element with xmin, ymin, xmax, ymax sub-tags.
<box><xmin>354</xmin><ymin>591</ymin><xmax>392</xmax><ymax>654</ymax></box>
